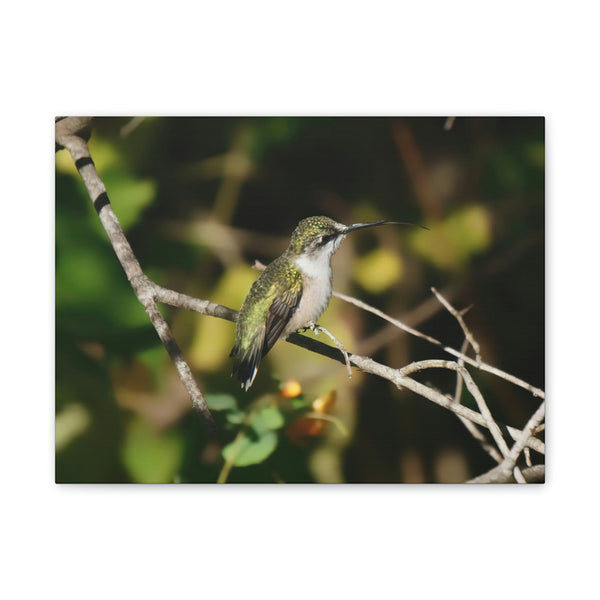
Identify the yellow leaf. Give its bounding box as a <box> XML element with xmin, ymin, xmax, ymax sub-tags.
<box><xmin>352</xmin><ymin>247</ymin><xmax>403</xmax><ymax>294</ymax></box>
<box><xmin>313</xmin><ymin>390</ymin><xmax>337</xmax><ymax>414</ymax></box>
<box><xmin>55</xmin><ymin>404</ymin><xmax>91</xmax><ymax>452</ymax></box>
<box><xmin>121</xmin><ymin>416</ymin><xmax>184</xmax><ymax>483</ymax></box>
<box><xmin>411</xmin><ymin>204</ymin><xmax>491</xmax><ymax>270</ymax></box>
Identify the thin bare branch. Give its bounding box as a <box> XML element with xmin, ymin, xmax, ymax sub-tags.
<box><xmin>350</xmin><ymin>355</ymin><xmax>544</xmax><ymax>455</ymax></box>
<box><xmin>468</xmin><ymin>464</ymin><xmax>544</xmax><ymax>484</ymax></box>
<box><xmin>307</xmin><ymin>322</ymin><xmax>353</xmax><ymax>378</ymax></box>
<box><xmin>468</xmin><ymin>401</ymin><xmax>545</xmax><ymax>483</ymax></box>
<box><xmin>453</xmin><ymin>339</ymin><xmax>503</xmax><ymax>463</ymax></box>
<box><xmin>332</xmin><ymin>289</ymin><xmax>545</xmax><ymax>399</ymax></box>
<box><xmin>399</xmin><ymin>359</ymin><xmax>510</xmax><ymax>458</ymax></box>
<box><xmin>431</xmin><ymin>286</ymin><xmax>481</xmax><ymax>362</ymax></box>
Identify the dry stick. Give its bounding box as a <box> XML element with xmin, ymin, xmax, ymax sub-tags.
<box><xmin>431</xmin><ymin>287</ymin><xmax>481</xmax><ymax>362</ymax></box>
<box><xmin>504</xmin><ymin>401</ymin><xmax>545</xmax><ymax>479</ymax></box>
<box><xmin>55</xmin><ymin>118</ymin><xmax>216</xmax><ymax>435</ymax></box>
<box><xmin>454</xmin><ymin>340</ymin><xmax>503</xmax><ymax>463</ymax></box>
<box><xmin>429</xmin><ymin>288</ymin><xmax>527</xmax><ymax>481</ymax></box>
<box><xmin>468</xmin><ymin>401</ymin><xmax>546</xmax><ymax>484</ymax></box>
<box><xmin>454</xmin><ymin>338</ymin><xmax>469</xmax><ymax>405</ymax></box>
<box><xmin>307</xmin><ymin>322</ymin><xmax>353</xmax><ymax>378</ymax></box>
<box><xmin>466</xmin><ymin>464</ymin><xmax>545</xmax><ymax>484</ymax></box>
<box><xmin>399</xmin><ymin>359</ymin><xmax>511</xmax><ymax>460</ymax></box>
<box><xmin>332</xmin><ymin>289</ymin><xmax>545</xmax><ymax>399</ymax></box>
<box><xmin>349</xmin><ymin>354</ymin><xmax>544</xmax><ymax>455</ymax></box>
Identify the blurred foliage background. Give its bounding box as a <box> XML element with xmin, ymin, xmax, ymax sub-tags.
<box><xmin>55</xmin><ymin>116</ymin><xmax>544</xmax><ymax>483</ymax></box>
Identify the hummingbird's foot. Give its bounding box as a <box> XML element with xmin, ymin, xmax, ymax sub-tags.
<box><xmin>304</xmin><ymin>322</ymin><xmax>352</xmax><ymax>379</ymax></box>
<box><xmin>299</xmin><ymin>321</ymin><xmax>319</xmax><ymax>335</ymax></box>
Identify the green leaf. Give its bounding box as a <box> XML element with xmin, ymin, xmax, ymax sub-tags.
<box><xmin>252</xmin><ymin>406</ymin><xmax>285</xmax><ymax>432</ymax></box>
<box><xmin>121</xmin><ymin>416</ymin><xmax>184</xmax><ymax>483</ymax></box>
<box><xmin>206</xmin><ymin>394</ymin><xmax>239</xmax><ymax>411</ymax></box>
<box><xmin>225</xmin><ymin>412</ymin><xmax>244</xmax><ymax>425</ymax></box>
<box><xmin>222</xmin><ymin>430</ymin><xmax>278</xmax><ymax>467</ymax></box>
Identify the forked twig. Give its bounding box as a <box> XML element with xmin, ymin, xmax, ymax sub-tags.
<box><xmin>468</xmin><ymin>401</ymin><xmax>545</xmax><ymax>484</ymax></box>
<box><xmin>332</xmin><ymin>289</ymin><xmax>544</xmax><ymax>399</ymax></box>
<box><xmin>431</xmin><ymin>286</ymin><xmax>481</xmax><ymax>363</ymax></box>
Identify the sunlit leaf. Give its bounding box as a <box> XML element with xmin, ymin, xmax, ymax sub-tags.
<box><xmin>252</xmin><ymin>406</ymin><xmax>285</xmax><ymax>432</ymax></box>
<box><xmin>55</xmin><ymin>150</ymin><xmax>78</xmax><ymax>176</ymax></box>
<box><xmin>312</xmin><ymin>390</ymin><xmax>337</xmax><ymax>414</ymax></box>
<box><xmin>352</xmin><ymin>247</ymin><xmax>403</xmax><ymax>293</ymax></box>
<box><xmin>225</xmin><ymin>412</ymin><xmax>244</xmax><ymax>425</ymax></box>
<box><xmin>206</xmin><ymin>394</ymin><xmax>239</xmax><ymax>411</ymax></box>
<box><xmin>55</xmin><ymin>404</ymin><xmax>91</xmax><ymax>452</ymax></box>
<box><xmin>102</xmin><ymin>172</ymin><xmax>156</xmax><ymax>231</ymax></box>
<box><xmin>88</xmin><ymin>135</ymin><xmax>121</xmax><ymax>172</ymax></box>
<box><xmin>121</xmin><ymin>416</ymin><xmax>184</xmax><ymax>483</ymax></box>
<box><xmin>222</xmin><ymin>430</ymin><xmax>278</xmax><ymax>466</ymax></box>
<box><xmin>410</xmin><ymin>205</ymin><xmax>491</xmax><ymax>270</ymax></box>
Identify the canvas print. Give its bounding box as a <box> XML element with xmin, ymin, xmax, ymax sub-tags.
<box><xmin>55</xmin><ymin>116</ymin><xmax>545</xmax><ymax>483</ymax></box>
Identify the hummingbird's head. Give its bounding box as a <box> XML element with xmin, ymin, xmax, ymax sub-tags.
<box><xmin>288</xmin><ymin>216</ymin><xmax>347</xmax><ymax>257</ymax></box>
<box><xmin>288</xmin><ymin>215</ymin><xmax>417</xmax><ymax>258</ymax></box>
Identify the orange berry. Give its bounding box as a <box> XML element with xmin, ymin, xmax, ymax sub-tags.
<box><xmin>281</xmin><ymin>380</ymin><xmax>302</xmax><ymax>398</ymax></box>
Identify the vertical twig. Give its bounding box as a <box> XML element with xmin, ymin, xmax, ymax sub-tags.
<box><xmin>453</xmin><ymin>340</ymin><xmax>503</xmax><ymax>463</ymax></box>
<box><xmin>431</xmin><ymin>287</ymin><xmax>481</xmax><ymax>363</ymax></box>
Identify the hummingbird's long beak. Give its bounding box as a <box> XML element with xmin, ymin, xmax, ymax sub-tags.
<box><xmin>343</xmin><ymin>220</ymin><xmax>429</xmax><ymax>233</ymax></box>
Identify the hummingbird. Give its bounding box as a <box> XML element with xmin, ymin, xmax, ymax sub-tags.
<box><xmin>230</xmin><ymin>215</ymin><xmax>418</xmax><ymax>390</ymax></box>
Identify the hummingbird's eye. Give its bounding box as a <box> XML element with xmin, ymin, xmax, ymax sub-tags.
<box><xmin>312</xmin><ymin>233</ymin><xmax>335</xmax><ymax>249</ymax></box>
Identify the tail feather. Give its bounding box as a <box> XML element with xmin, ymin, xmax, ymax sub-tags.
<box><xmin>230</xmin><ymin>328</ymin><xmax>266</xmax><ymax>391</ymax></box>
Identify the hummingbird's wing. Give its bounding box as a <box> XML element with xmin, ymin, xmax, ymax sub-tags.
<box><xmin>263</xmin><ymin>285</ymin><xmax>302</xmax><ymax>354</ymax></box>
<box><xmin>231</xmin><ymin>259</ymin><xmax>303</xmax><ymax>390</ymax></box>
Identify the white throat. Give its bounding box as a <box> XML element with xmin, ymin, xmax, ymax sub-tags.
<box><xmin>293</xmin><ymin>237</ymin><xmax>342</xmax><ymax>279</ymax></box>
